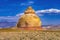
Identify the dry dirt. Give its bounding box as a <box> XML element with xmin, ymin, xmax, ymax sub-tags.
<box><xmin>0</xmin><ymin>29</ymin><xmax>60</xmax><ymax>40</ymax></box>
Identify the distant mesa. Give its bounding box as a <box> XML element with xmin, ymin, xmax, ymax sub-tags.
<box><xmin>16</xmin><ymin>6</ymin><xmax>42</xmax><ymax>30</ymax></box>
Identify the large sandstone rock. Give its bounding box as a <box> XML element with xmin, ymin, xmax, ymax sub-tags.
<box><xmin>17</xmin><ymin>6</ymin><xmax>41</xmax><ymax>29</ymax></box>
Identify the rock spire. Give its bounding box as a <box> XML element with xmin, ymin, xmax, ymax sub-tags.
<box><xmin>25</xmin><ymin>6</ymin><xmax>35</xmax><ymax>14</ymax></box>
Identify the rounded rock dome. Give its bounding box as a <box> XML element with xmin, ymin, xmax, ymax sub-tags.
<box><xmin>17</xmin><ymin>6</ymin><xmax>41</xmax><ymax>28</ymax></box>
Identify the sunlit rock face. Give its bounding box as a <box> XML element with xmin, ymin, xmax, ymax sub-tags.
<box><xmin>17</xmin><ymin>6</ymin><xmax>41</xmax><ymax>29</ymax></box>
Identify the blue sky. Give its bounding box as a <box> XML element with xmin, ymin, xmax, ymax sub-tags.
<box><xmin>0</xmin><ymin>0</ymin><xmax>60</xmax><ymax>25</ymax></box>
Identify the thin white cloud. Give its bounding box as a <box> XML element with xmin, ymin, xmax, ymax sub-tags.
<box><xmin>36</xmin><ymin>8</ymin><xmax>60</xmax><ymax>13</ymax></box>
<box><xmin>20</xmin><ymin>1</ymin><xmax>34</xmax><ymax>6</ymax></box>
<box><xmin>0</xmin><ymin>16</ymin><xmax>17</xmax><ymax>19</ymax></box>
<box><xmin>16</xmin><ymin>13</ymin><xmax>24</xmax><ymax>16</ymax></box>
<box><xmin>16</xmin><ymin>12</ymin><xmax>43</xmax><ymax>16</ymax></box>
<box><xmin>0</xmin><ymin>16</ymin><xmax>19</xmax><ymax>22</ymax></box>
<box><xmin>0</xmin><ymin>13</ymin><xmax>24</xmax><ymax>22</ymax></box>
<box><xmin>16</xmin><ymin>8</ymin><xmax>60</xmax><ymax>17</ymax></box>
<box><xmin>28</xmin><ymin>1</ymin><xmax>34</xmax><ymax>4</ymax></box>
<box><xmin>0</xmin><ymin>8</ymin><xmax>60</xmax><ymax>22</ymax></box>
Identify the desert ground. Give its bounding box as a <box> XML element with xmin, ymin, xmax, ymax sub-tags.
<box><xmin>0</xmin><ymin>29</ymin><xmax>60</xmax><ymax>40</ymax></box>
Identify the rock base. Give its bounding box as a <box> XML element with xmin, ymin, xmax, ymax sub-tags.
<box><xmin>18</xmin><ymin>27</ymin><xmax>43</xmax><ymax>30</ymax></box>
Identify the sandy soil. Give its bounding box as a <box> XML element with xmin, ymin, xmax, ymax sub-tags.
<box><xmin>0</xmin><ymin>29</ymin><xmax>60</xmax><ymax>40</ymax></box>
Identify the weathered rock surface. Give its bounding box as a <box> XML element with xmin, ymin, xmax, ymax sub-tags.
<box><xmin>17</xmin><ymin>6</ymin><xmax>41</xmax><ymax>29</ymax></box>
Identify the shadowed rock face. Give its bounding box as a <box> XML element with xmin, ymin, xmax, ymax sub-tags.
<box><xmin>17</xmin><ymin>6</ymin><xmax>41</xmax><ymax>28</ymax></box>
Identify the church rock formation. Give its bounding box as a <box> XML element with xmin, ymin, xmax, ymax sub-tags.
<box><xmin>16</xmin><ymin>6</ymin><xmax>42</xmax><ymax>30</ymax></box>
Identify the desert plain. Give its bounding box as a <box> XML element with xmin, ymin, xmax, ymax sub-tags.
<box><xmin>0</xmin><ymin>29</ymin><xmax>60</xmax><ymax>40</ymax></box>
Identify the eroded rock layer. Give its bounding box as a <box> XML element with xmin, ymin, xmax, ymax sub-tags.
<box><xmin>17</xmin><ymin>6</ymin><xmax>41</xmax><ymax>29</ymax></box>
